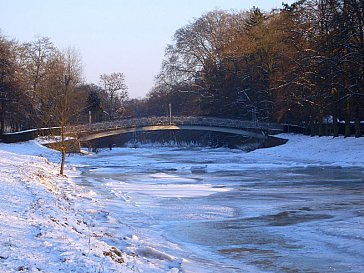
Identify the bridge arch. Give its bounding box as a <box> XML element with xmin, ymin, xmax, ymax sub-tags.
<box><xmin>66</xmin><ymin>116</ymin><xmax>283</xmax><ymax>146</ymax></box>
<box><xmin>78</xmin><ymin>124</ymin><xmax>268</xmax><ymax>142</ymax></box>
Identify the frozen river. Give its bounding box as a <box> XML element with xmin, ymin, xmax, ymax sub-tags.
<box><xmin>70</xmin><ymin>146</ymin><xmax>364</xmax><ymax>272</ymax></box>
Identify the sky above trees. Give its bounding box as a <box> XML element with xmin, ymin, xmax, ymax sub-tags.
<box><xmin>0</xmin><ymin>0</ymin><xmax>293</xmax><ymax>98</ymax></box>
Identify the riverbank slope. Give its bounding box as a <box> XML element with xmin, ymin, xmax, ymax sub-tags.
<box><xmin>0</xmin><ymin>141</ymin><xmax>181</xmax><ymax>272</ymax></box>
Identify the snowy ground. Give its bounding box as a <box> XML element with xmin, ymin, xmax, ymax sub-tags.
<box><xmin>0</xmin><ymin>141</ymin><xmax>181</xmax><ymax>272</ymax></box>
<box><xmin>250</xmin><ymin>134</ymin><xmax>364</xmax><ymax>166</ymax></box>
<box><xmin>0</xmin><ymin>134</ymin><xmax>363</xmax><ymax>272</ymax></box>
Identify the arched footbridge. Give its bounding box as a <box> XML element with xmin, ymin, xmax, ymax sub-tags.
<box><xmin>66</xmin><ymin>116</ymin><xmax>284</xmax><ymax>142</ymax></box>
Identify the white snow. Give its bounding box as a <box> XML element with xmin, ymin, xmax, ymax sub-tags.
<box><xmin>0</xmin><ymin>141</ymin><xmax>181</xmax><ymax>272</ymax></box>
<box><xmin>0</xmin><ymin>134</ymin><xmax>363</xmax><ymax>272</ymax></box>
<box><xmin>249</xmin><ymin>134</ymin><xmax>364</xmax><ymax>167</ymax></box>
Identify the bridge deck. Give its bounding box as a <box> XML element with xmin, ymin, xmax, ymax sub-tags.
<box><xmin>65</xmin><ymin>116</ymin><xmax>283</xmax><ymax>142</ymax></box>
<box><xmin>67</xmin><ymin>116</ymin><xmax>283</xmax><ymax>135</ymax></box>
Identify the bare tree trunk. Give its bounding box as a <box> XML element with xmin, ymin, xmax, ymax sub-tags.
<box><xmin>0</xmin><ymin>99</ymin><xmax>4</xmax><ymax>134</ymax></box>
<box><xmin>332</xmin><ymin>88</ymin><xmax>339</xmax><ymax>137</ymax></box>
<box><xmin>355</xmin><ymin>102</ymin><xmax>362</xmax><ymax>138</ymax></box>
<box><xmin>318</xmin><ymin>110</ymin><xmax>323</xmax><ymax>137</ymax></box>
<box><xmin>344</xmin><ymin>101</ymin><xmax>351</xmax><ymax>137</ymax></box>
<box><xmin>333</xmin><ymin>110</ymin><xmax>338</xmax><ymax>137</ymax></box>
<box><xmin>59</xmin><ymin>75</ymin><xmax>70</xmax><ymax>176</ymax></box>
<box><xmin>60</xmin><ymin>118</ymin><xmax>66</xmax><ymax>176</ymax></box>
<box><xmin>310</xmin><ymin>116</ymin><xmax>316</xmax><ymax>136</ymax></box>
<box><xmin>60</xmin><ymin>146</ymin><xmax>65</xmax><ymax>175</ymax></box>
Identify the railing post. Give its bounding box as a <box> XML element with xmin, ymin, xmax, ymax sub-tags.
<box><xmin>88</xmin><ymin>111</ymin><xmax>92</xmax><ymax>131</ymax></box>
<box><xmin>169</xmin><ymin>103</ymin><xmax>172</xmax><ymax>125</ymax></box>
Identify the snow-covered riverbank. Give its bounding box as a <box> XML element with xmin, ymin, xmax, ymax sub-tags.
<box><xmin>0</xmin><ymin>134</ymin><xmax>363</xmax><ymax>272</ymax></box>
<box><xmin>251</xmin><ymin>133</ymin><xmax>364</xmax><ymax>166</ymax></box>
<box><xmin>0</xmin><ymin>141</ymin><xmax>182</xmax><ymax>272</ymax></box>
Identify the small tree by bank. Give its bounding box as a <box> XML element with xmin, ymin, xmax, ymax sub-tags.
<box><xmin>43</xmin><ymin>48</ymin><xmax>83</xmax><ymax>175</ymax></box>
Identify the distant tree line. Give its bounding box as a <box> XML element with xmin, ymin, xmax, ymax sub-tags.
<box><xmin>1</xmin><ymin>0</ymin><xmax>363</xmax><ymax>138</ymax></box>
<box><xmin>0</xmin><ymin>35</ymin><xmax>128</xmax><ymax>134</ymax></box>
<box><xmin>141</xmin><ymin>0</ymin><xmax>363</xmax><ymax>137</ymax></box>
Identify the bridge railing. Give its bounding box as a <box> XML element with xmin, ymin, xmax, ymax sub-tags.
<box><xmin>66</xmin><ymin>116</ymin><xmax>283</xmax><ymax>135</ymax></box>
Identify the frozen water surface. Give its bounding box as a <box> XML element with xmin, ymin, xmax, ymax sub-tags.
<box><xmin>70</xmin><ymin>146</ymin><xmax>364</xmax><ymax>272</ymax></box>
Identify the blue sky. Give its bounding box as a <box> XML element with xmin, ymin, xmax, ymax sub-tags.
<box><xmin>0</xmin><ymin>0</ymin><xmax>292</xmax><ymax>98</ymax></box>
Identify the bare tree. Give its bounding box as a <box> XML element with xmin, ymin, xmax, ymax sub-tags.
<box><xmin>99</xmin><ymin>72</ymin><xmax>128</xmax><ymax>119</ymax></box>
<box><xmin>0</xmin><ymin>32</ymin><xmax>31</xmax><ymax>133</ymax></box>
<box><xmin>59</xmin><ymin>48</ymin><xmax>82</xmax><ymax>175</ymax></box>
<box><xmin>41</xmin><ymin>47</ymin><xmax>83</xmax><ymax>175</ymax></box>
<box><xmin>14</xmin><ymin>36</ymin><xmax>60</xmax><ymax>128</ymax></box>
<box><xmin>0</xmin><ymin>32</ymin><xmax>16</xmax><ymax>133</ymax></box>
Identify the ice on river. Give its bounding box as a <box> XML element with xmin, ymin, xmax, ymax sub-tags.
<box><xmin>107</xmin><ymin>180</ymin><xmax>230</xmax><ymax>198</ymax></box>
<box><xmin>68</xmin><ymin>134</ymin><xmax>364</xmax><ymax>272</ymax></box>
